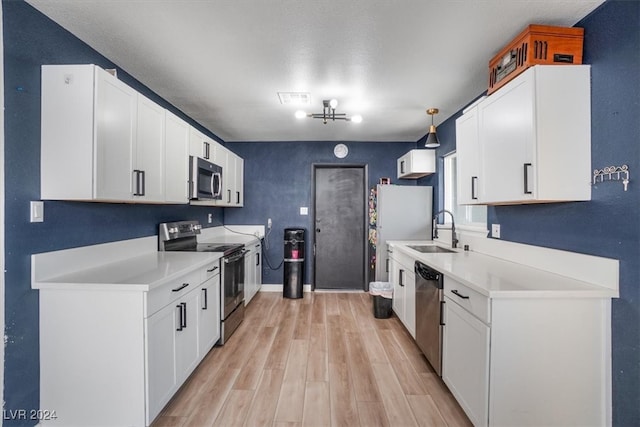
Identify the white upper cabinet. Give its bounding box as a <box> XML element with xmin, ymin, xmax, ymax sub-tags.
<box><xmin>456</xmin><ymin>101</ymin><xmax>483</xmax><ymax>205</ymax></box>
<box><xmin>42</xmin><ymin>64</ymin><xmax>244</xmax><ymax>206</ymax></box>
<box><xmin>456</xmin><ymin>65</ymin><xmax>591</xmax><ymax>205</ymax></box>
<box><xmin>135</xmin><ymin>94</ymin><xmax>165</xmax><ymax>202</ymax></box>
<box><xmin>397</xmin><ymin>149</ymin><xmax>436</xmax><ymax>179</ymax></box>
<box><xmin>41</xmin><ymin>64</ymin><xmax>190</xmax><ymax>204</ymax></box>
<box><xmin>42</xmin><ymin>64</ymin><xmax>136</xmax><ymax>201</ymax></box>
<box><xmin>189</xmin><ymin>127</ymin><xmax>214</xmax><ymax>161</ymax></box>
<box><xmin>164</xmin><ymin>111</ymin><xmax>190</xmax><ymax>203</ymax></box>
<box><xmin>234</xmin><ymin>156</ymin><xmax>244</xmax><ymax>207</ymax></box>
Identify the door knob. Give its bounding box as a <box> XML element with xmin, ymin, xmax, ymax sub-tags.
<box><xmin>316</xmin><ymin>228</ymin><xmax>321</xmax><ymax>233</ymax></box>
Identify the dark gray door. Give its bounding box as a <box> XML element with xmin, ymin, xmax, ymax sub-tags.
<box><xmin>313</xmin><ymin>166</ymin><xmax>366</xmax><ymax>290</ymax></box>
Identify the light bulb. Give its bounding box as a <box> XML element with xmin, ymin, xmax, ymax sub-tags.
<box><xmin>351</xmin><ymin>114</ymin><xmax>363</xmax><ymax>123</ymax></box>
<box><xmin>295</xmin><ymin>110</ymin><xmax>307</xmax><ymax>119</ymax></box>
<box><xmin>329</xmin><ymin>99</ymin><xmax>338</xmax><ymax>109</ymax></box>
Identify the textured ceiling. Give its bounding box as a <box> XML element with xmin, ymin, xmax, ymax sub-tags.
<box><xmin>26</xmin><ymin>0</ymin><xmax>604</xmax><ymax>142</ymax></box>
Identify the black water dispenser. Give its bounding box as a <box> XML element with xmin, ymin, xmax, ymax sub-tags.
<box><xmin>283</xmin><ymin>228</ymin><xmax>305</xmax><ymax>299</ymax></box>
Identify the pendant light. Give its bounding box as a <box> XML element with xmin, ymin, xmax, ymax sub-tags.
<box><xmin>424</xmin><ymin>108</ymin><xmax>441</xmax><ymax>148</ymax></box>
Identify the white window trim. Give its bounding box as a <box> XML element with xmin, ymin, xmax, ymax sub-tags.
<box><xmin>442</xmin><ymin>151</ymin><xmax>488</xmax><ymax>235</ymax></box>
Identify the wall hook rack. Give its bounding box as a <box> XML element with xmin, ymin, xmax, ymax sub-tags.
<box><xmin>593</xmin><ymin>165</ymin><xmax>629</xmax><ymax>191</ymax></box>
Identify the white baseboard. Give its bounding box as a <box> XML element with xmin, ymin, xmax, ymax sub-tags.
<box><xmin>260</xmin><ymin>284</ymin><xmax>312</xmax><ymax>293</ymax></box>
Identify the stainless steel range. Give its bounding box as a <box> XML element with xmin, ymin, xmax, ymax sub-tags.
<box><xmin>159</xmin><ymin>220</ymin><xmax>246</xmax><ymax>345</ymax></box>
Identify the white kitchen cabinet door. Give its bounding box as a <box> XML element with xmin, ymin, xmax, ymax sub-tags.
<box><xmin>189</xmin><ymin>127</ymin><xmax>214</xmax><ymax>160</ymax></box>
<box><xmin>442</xmin><ymin>296</ymin><xmax>490</xmax><ymax>427</ymax></box>
<box><xmin>254</xmin><ymin>242</ymin><xmax>262</xmax><ymax>294</ymax></box>
<box><xmin>404</xmin><ymin>268</ymin><xmax>416</xmax><ymax>338</ymax></box>
<box><xmin>146</xmin><ymin>301</ymin><xmax>177</xmax><ymax>424</ymax></box>
<box><xmin>234</xmin><ymin>155</ymin><xmax>244</xmax><ymax>206</ymax></box>
<box><xmin>244</xmin><ymin>242</ymin><xmax>262</xmax><ymax>305</ymax></box>
<box><xmin>478</xmin><ymin>73</ymin><xmax>535</xmax><ymax>204</ymax></box>
<box><xmin>94</xmin><ymin>66</ymin><xmax>138</xmax><ymax>201</ymax></box>
<box><xmin>175</xmin><ymin>287</ymin><xmax>201</xmax><ymax>384</ymax></box>
<box><xmin>456</xmin><ymin>106</ymin><xmax>483</xmax><ymax>205</ymax></box>
<box><xmin>135</xmin><ymin>94</ymin><xmax>165</xmax><ymax>202</ymax></box>
<box><xmin>219</xmin><ymin>147</ymin><xmax>234</xmax><ymax>206</ymax></box>
<box><xmin>165</xmin><ymin>111</ymin><xmax>190</xmax><ymax>203</ymax></box>
<box><xmin>198</xmin><ymin>275</ymin><xmax>221</xmax><ymax>356</ymax></box>
<box><xmin>389</xmin><ymin>256</ymin><xmax>403</xmax><ymax>317</ymax></box>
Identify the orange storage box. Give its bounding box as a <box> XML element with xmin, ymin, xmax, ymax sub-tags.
<box><xmin>488</xmin><ymin>24</ymin><xmax>584</xmax><ymax>94</ymax></box>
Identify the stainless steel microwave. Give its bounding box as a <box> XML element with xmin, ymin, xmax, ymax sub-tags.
<box><xmin>189</xmin><ymin>156</ymin><xmax>222</xmax><ymax>200</ymax></box>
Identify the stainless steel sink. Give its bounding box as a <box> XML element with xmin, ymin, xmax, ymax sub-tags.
<box><xmin>407</xmin><ymin>245</ymin><xmax>457</xmax><ymax>254</ymax></box>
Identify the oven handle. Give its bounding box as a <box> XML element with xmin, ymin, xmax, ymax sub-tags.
<box><xmin>224</xmin><ymin>252</ymin><xmax>246</xmax><ymax>264</ymax></box>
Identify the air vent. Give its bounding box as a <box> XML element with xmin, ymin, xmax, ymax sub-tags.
<box><xmin>277</xmin><ymin>92</ymin><xmax>311</xmax><ymax>105</ymax></box>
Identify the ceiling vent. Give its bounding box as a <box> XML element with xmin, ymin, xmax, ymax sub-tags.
<box><xmin>278</xmin><ymin>92</ymin><xmax>311</xmax><ymax>105</ymax></box>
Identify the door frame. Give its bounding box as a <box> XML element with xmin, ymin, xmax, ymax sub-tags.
<box><xmin>311</xmin><ymin>163</ymin><xmax>369</xmax><ymax>291</ymax></box>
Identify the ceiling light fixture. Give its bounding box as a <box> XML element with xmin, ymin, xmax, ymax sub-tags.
<box><xmin>424</xmin><ymin>108</ymin><xmax>441</xmax><ymax>148</ymax></box>
<box><xmin>296</xmin><ymin>99</ymin><xmax>362</xmax><ymax>124</ymax></box>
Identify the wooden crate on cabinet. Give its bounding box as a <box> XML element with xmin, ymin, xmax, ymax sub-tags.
<box><xmin>397</xmin><ymin>149</ymin><xmax>436</xmax><ymax>179</ymax></box>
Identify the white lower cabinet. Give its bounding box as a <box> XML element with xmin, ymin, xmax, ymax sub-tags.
<box><xmin>39</xmin><ymin>259</ymin><xmax>221</xmax><ymax>427</ymax></box>
<box><xmin>198</xmin><ymin>274</ymin><xmax>221</xmax><ymax>355</ymax></box>
<box><xmin>442</xmin><ymin>276</ymin><xmax>611</xmax><ymax>427</ymax></box>
<box><xmin>388</xmin><ymin>246</ymin><xmax>416</xmax><ymax>337</ymax></box>
<box><xmin>244</xmin><ymin>241</ymin><xmax>262</xmax><ymax>305</ymax></box>
<box><xmin>442</xmin><ymin>294</ymin><xmax>490</xmax><ymax>427</ymax></box>
<box><xmin>146</xmin><ymin>301</ymin><xmax>178</xmax><ymax>421</ymax></box>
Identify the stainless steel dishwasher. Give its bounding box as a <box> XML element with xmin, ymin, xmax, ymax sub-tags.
<box><xmin>415</xmin><ymin>261</ymin><xmax>444</xmax><ymax>376</ymax></box>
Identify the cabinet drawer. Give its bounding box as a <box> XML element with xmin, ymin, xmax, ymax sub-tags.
<box><xmin>389</xmin><ymin>249</ymin><xmax>414</xmax><ymax>271</ymax></box>
<box><xmin>147</xmin><ymin>269</ymin><xmax>203</xmax><ymax>317</ymax></box>
<box><xmin>203</xmin><ymin>258</ymin><xmax>221</xmax><ymax>281</ymax></box>
<box><xmin>444</xmin><ymin>276</ymin><xmax>490</xmax><ymax>324</ymax></box>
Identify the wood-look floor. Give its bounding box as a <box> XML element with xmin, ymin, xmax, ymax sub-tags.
<box><xmin>152</xmin><ymin>291</ymin><xmax>472</xmax><ymax>427</ymax></box>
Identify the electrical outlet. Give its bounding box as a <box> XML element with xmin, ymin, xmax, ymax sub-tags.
<box><xmin>267</xmin><ymin>218</ymin><xmax>272</xmax><ymax>229</ymax></box>
<box><xmin>492</xmin><ymin>224</ymin><xmax>501</xmax><ymax>239</ymax></box>
<box><xmin>207</xmin><ymin>213</ymin><xmax>213</xmax><ymax>224</ymax></box>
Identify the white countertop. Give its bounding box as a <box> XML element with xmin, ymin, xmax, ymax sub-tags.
<box><xmin>388</xmin><ymin>240</ymin><xmax>617</xmax><ymax>299</ymax></box>
<box><xmin>198</xmin><ymin>225</ymin><xmax>262</xmax><ymax>246</ymax></box>
<box><xmin>31</xmin><ymin>228</ymin><xmax>262</xmax><ymax>293</ymax></box>
<box><xmin>33</xmin><ymin>250</ymin><xmax>221</xmax><ymax>292</ymax></box>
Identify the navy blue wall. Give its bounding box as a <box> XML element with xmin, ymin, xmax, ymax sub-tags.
<box><xmin>225</xmin><ymin>141</ymin><xmax>418</xmax><ymax>284</ymax></box>
<box><xmin>424</xmin><ymin>2</ymin><xmax>639</xmax><ymax>424</ymax></box>
<box><xmin>3</xmin><ymin>1</ymin><xmax>225</xmax><ymax>422</ymax></box>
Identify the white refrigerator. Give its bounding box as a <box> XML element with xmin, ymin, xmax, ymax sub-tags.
<box><xmin>372</xmin><ymin>184</ymin><xmax>433</xmax><ymax>281</ymax></box>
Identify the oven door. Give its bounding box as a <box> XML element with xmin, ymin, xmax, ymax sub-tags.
<box><xmin>222</xmin><ymin>250</ymin><xmax>245</xmax><ymax>319</ymax></box>
<box><xmin>189</xmin><ymin>156</ymin><xmax>222</xmax><ymax>200</ymax></box>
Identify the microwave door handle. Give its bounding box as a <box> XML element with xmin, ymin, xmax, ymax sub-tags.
<box><xmin>213</xmin><ymin>173</ymin><xmax>222</xmax><ymax>197</ymax></box>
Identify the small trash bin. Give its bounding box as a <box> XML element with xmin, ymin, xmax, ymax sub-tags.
<box><xmin>369</xmin><ymin>281</ymin><xmax>393</xmax><ymax>319</ymax></box>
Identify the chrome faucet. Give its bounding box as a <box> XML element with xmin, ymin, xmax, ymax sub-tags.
<box><xmin>433</xmin><ymin>209</ymin><xmax>458</xmax><ymax>248</ymax></box>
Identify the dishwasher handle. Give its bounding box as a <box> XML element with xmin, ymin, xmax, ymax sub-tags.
<box><xmin>415</xmin><ymin>261</ymin><xmax>443</xmax><ymax>289</ymax></box>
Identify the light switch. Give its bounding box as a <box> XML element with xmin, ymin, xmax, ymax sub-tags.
<box><xmin>492</xmin><ymin>224</ymin><xmax>501</xmax><ymax>239</ymax></box>
<box><xmin>31</xmin><ymin>201</ymin><xmax>44</xmax><ymax>223</ymax></box>
<box><xmin>300</xmin><ymin>207</ymin><xmax>309</xmax><ymax>215</ymax></box>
